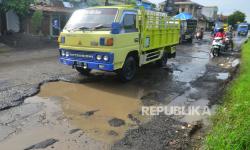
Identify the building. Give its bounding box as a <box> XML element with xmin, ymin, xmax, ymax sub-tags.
<box><xmin>98</xmin><ymin>0</ymin><xmax>135</xmax><ymax>5</ymax></box>
<box><xmin>202</xmin><ymin>6</ymin><xmax>218</xmax><ymax>21</ymax></box>
<box><xmin>201</xmin><ymin>6</ymin><xmax>218</xmax><ymax>30</ymax></box>
<box><xmin>23</xmin><ymin>1</ymin><xmax>79</xmax><ymax>37</ymax></box>
<box><xmin>24</xmin><ymin>0</ymin><xmax>143</xmax><ymax>37</ymax></box>
<box><xmin>160</xmin><ymin>0</ymin><xmax>207</xmax><ymax>29</ymax></box>
<box><xmin>175</xmin><ymin>0</ymin><xmax>203</xmax><ymax>18</ymax></box>
<box><xmin>218</xmin><ymin>14</ymin><xmax>228</xmax><ymax>23</ymax></box>
<box><xmin>159</xmin><ymin>0</ymin><xmax>203</xmax><ymax>18</ymax></box>
<box><xmin>159</xmin><ymin>0</ymin><xmax>177</xmax><ymax>15</ymax></box>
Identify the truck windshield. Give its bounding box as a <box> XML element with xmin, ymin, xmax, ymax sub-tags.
<box><xmin>64</xmin><ymin>8</ymin><xmax>118</xmax><ymax>31</ymax></box>
<box><xmin>239</xmin><ymin>26</ymin><xmax>248</xmax><ymax>29</ymax></box>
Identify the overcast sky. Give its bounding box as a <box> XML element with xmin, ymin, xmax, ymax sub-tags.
<box><xmin>148</xmin><ymin>0</ymin><xmax>250</xmax><ymax>22</ymax></box>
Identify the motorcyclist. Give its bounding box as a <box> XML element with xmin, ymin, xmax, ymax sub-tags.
<box><xmin>225</xmin><ymin>31</ymin><xmax>234</xmax><ymax>50</ymax></box>
<box><xmin>214</xmin><ymin>28</ymin><xmax>226</xmax><ymax>43</ymax></box>
<box><xmin>196</xmin><ymin>28</ymin><xmax>204</xmax><ymax>40</ymax></box>
<box><xmin>214</xmin><ymin>28</ymin><xmax>226</xmax><ymax>39</ymax></box>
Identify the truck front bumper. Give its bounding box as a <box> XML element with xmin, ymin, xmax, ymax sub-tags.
<box><xmin>60</xmin><ymin>58</ymin><xmax>114</xmax><ymax>71</ymax></box>
<box><xmin>59</xmin><ymin>49</ymin><xmax>114</xmax><ymax>71</ymax></box>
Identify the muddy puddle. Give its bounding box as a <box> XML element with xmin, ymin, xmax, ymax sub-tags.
<box><xmin>38</xmin><ymin>81</ymin><xmax>147</xmax><ymax>143</ymax></box>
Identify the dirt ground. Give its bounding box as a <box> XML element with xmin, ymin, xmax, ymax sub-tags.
<box><xmin>0</xmin><ymin>33</ymin><xmax>247</xmax><ymax>150</ymax></box>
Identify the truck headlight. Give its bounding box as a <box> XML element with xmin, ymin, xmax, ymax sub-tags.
<box><xmin>96</xmin><ymin>55</ymin><xmax>102</xmax><ymax>61</ymax></box>
<box><xmin>65</xmin><ymin>51</ymin><xmax>70</xmax><ymax>57</ymax></box>
<box><xmin>61</xmin><ymin>50</ymin><xmax>66</xmax><ymax>56</ymax></box>
<box><xmin>103</xmin><ymin>55</ymin><xmax>109</xmax><ymax>61</ymax></box>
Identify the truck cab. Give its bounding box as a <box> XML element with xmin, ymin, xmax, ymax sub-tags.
<box><xmin>237</xmin><ymin>23</ymin><xmax>249</xmax><ymax>36</ymax></box>
<box><xmin>58</xmin><ymin>6</ymin><xmax>180</xmax><ymax>81</ymax></box>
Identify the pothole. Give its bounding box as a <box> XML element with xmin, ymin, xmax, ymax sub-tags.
<box><xmin>38</xmin><ymin>81</ymin><xmax>147</xmax><ymax>143</ymax></box>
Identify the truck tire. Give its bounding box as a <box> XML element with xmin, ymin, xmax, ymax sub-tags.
<box><xmin>156</xmin><ymin>51</ymin><xmax>168</xmax><ymax>67</ymax></box>
<box><xmin>211</xmin><ymin>48</ymin><xmax>219</xmax><ymax>57</ymax></box>
<box><xmin>76</xmin><ymin>67</ymin><xmax>91</xmax><ymax>76</ymax></box>
<box><xmin>179</xmin><ymin>37</ymin><xmax>182</xmax><ymax>44</ymax></box>
<box><xmin>188</xmin><ymin>38</ymin><xmax>193</xmax><ymax>43</ymax></box>
<box><xmin>118</xmin><ymin>56</ymin><xmax>137</xmax><ymax>82</ymax></box>
<box><xmin>172</xmin><ymin>52</ymin><xmax>176</xmax><ymax>58</ymax></box>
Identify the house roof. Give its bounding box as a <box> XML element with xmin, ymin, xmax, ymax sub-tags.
<box><xmin>30</xmin><ymin>5</ymin><xmax>74</xmax><ymax>13</ymax></box>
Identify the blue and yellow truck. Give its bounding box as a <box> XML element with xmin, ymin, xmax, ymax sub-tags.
<box><xmin>58</xmin><ymin>5</ymin><xmax>180</xmax><ymax>81</ymax></box>
<box><xmin>237</xmin><ymin>23</ymin><xmax>249</xmax><ymax>36</ymax></box>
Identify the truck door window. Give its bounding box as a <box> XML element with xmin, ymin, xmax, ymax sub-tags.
<box><xmin>122</xmin><ymin>14</ymin><xmax>138</xmax><ymax>33</ymax></box>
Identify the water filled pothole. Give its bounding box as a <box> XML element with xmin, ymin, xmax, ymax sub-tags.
<box><xmin>38</xmin><ymin>81</ymin><xmax>147</xmax><ymax>143</ymax></box>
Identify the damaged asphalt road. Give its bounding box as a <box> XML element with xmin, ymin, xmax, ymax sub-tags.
<box><xmin>0</xmin><ymin>34</ymin><xmax>247</xmax><ymax>149</ymax></box>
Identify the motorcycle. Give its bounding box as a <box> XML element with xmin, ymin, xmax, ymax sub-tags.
<box><xmin>195</xmin><ymin>30</ymin><xmax>203</xmax><ymax>40</ymax></box>
<box><xmin>211</xmin><ymin>37</ymin><xmax>225</xmax><ymax>57</ymax></box>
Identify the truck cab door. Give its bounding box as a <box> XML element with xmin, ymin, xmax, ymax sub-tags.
<box><xmin>118</xmin><ymin>12</ymin><xmax>139</xmax><ymax>48</ymax></box>
<box><xmin>113</xmin><ymin>11</ymin><xmax>140</xmax><ymax>69</ymax></box>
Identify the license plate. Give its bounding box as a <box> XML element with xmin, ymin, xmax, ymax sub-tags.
<box><xmin>76</xmin><ymin>62</ymin><xmax>87</xmax><ymax>67</ymax></box>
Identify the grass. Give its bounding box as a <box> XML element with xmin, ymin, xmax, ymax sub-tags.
<box><xmin>205</xmin><ymin>40</ymin><xmax>250</xmax><ymax>150</ymax></box>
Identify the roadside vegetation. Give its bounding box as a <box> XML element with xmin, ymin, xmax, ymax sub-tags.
<box><xmin>205</xmin><ymin>39</ymin><xmax>250</xmax><ymax>149</ymax></box>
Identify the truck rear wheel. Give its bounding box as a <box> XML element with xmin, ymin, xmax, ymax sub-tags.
<box><xmin>76</xmin><ymin>67</ymin><xmax>91</xmax><ymax>76</ymax></box>
<box><xmin>156</xmin><ymin>52</ymin><xmax>168</xmax><ymax>67</ymax></box>
<box><xmin>188</xmin><ymin>38</ymin><xmax>193</xmax><ymax>43</ymax></box>
<box><xmin>118</xmin><ymin>56</ymin><xmax>137</xmax><ymax>82</ymax></box>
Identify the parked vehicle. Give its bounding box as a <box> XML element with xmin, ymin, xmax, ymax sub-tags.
<box><xmin>179</xmin><ymin>19</ymin><xmax>197</xmax><ymax>43</ymax></box>
<box><xmin>58</xmin><ymin>6</ymin><xmax>180</xmax><ymax>82</ymax></box>
<box><xmin>211</xmin><ymin>37</ymin><xmax>225</xmax><ymax>57</ymax></box>
<box><xmin>237</xmin><ymin>23</ymin><xmax>249</xmax><ymax>36</ymax></box>
<box><xmin>174</xmin><ymin>13</ymin><xmax>197</xmax><ymax>43</ymax></box>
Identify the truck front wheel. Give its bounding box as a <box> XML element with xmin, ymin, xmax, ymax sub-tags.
<box><xmin>76</xmin><ymin>67</ymin><xmax>91</xmax><ymax>76</ymax></box>
<box><xmin>118</xmin><ymin>56</ymin><xmax>137</xmax><ymax>82</ymax></box>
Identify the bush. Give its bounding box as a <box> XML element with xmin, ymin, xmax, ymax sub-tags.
<box><xmin>31</xmin><ymin>10</ymin><xmax>43</xmax><ymax>34</ymax></box>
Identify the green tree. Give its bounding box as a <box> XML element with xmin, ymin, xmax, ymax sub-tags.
<box><xmin>126</xmin><ymin>0</ymin><xmax>136</xmax><ymax>5</ymax></box>
<box><xmin>0</xmin><ymin>0</ymin><xmax>34</xmax><ymax>16</ymax></box>
<box><xmin>228</xmin><ymin>11</ymin><xmax>246</xmax><ymax>26</ymax></box>
<box><xmin>31</xmin><ymin>10</ymin><xmax>43</xmax><ymax>34</ymax></box>
<box><xmin>151</xmin><ymin>3</ymin><xmax>156</xmax><ymax>8</ymax></box>
<box><xmin>0</xmin><ymin>0</ymin><xmax>34</xmax><ymax>33</ymax></box>
<box><xmin>105</xmin><ymin>0</ymin><xmax>109</xmax><ymax>6</ymax></box>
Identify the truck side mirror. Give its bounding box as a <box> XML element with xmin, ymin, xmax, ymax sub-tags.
<box><xmin>111</xmin><ymin>22</ymin><xmax>122</xmax><ymax>34</ymax></box>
